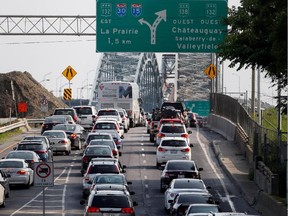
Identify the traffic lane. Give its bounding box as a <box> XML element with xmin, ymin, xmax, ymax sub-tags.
<box><xmin>190</xmin><ymin>126</ymin><xmax>260</xmax><ymax>214</ymax></box>
<box><xmin>121</xmin><ymin>127</ymin><xmax>167</xmax><ymax>216</ymax></box>
<box><xmin>2</xmin><ymin>149</ymin><xmax>83</xmax><ymax>216</ymax></box>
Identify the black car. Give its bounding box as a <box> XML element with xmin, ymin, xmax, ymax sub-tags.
<box><xmin>160</xmin><ymin>160</ymin><xmax>203</xmax><ymax>192</ymax></box>
<box><xmin>52</xmin><ymin>123</ymin><xmax>85</xmax><ymax>150</ymax></box>
<box><xmin>80</xmin><ymin>190</ymin><xmax>137</xmax><ymax>216</ymax></box>
<box><xmin>14</xmin><ymin>140</ymin><xmax>53</xmax><ymax>162</ymax></box>
<box><xmin>169</xmin><ymin>192</ymin><xmax>218</xmax><ymax>216</ymax></box>
<box><xmin>0</xmin><ymin>170</ymin><xmax>10</xmax><ymax>198</ymax></box>
<box><xmin>41</xmin><ymin>116</ymin><xmax>68</xmax><ymax>134</ymax></box>
<box><xmin>22</xmin><ymin>135</ymin><xmax>51</xmax><ymax>150</ymax></box>
<box><xmin>187</xmin><ymin>111</ymin><xmax>198</xmax><ymax>127</ymax></box>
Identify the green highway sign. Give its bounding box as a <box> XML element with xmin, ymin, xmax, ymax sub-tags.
<box><xmin>184</xmin><ymin>100</ymin><xmax>210</xmax><ymax>117</ymax></box>
<box><xmin>96</xmin><ymin>0</ymin><xmax>227</xmax><ymax>52</ymax></box>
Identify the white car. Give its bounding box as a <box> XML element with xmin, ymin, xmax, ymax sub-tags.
<box><xmin>0</xmin><ymin>184</ymin><xmax>5</xmax><ymax>208</ymax></box>
<box><xmin>155</xmin><ymin>123</ymin><xmax>192</xmax><ymax>146</ymax></box>
<box><xmin>156</xmin><ymin>137</ymin><xmax>192</xmax><ymax>168</ymax></box>
<box><xmin>0</xmin><ymin>159</ymin><xmax>34</xmax><ymax>188</ymax></box>
<box><xmin>164</xmin><ymin>178</ymin><xmax>210</xmax><ymax>212</ymax></box>
<box><xmin>117</xmin><ymin>108</ymin><xmax>130</xmax><ymax>133</ymax></box>
<box><xmin>42</xmin><ymin>130</ymin><xmax>72</xmax><ymax>155</ymax></box>
<box><xmin>73</xmin><ymin>105</ymin><xmax>97</xmax><ymax>129</ymax></box>
<box><xmin>92</xmin><ymin>120</ymin><xmax>124</xmax><ymax>137</ymax></box>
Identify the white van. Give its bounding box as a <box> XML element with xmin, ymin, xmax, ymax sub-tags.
<box><xmin>73</xmin><ymin>105</ymin><xmax>97</xmax><ymax>129</ymax></box>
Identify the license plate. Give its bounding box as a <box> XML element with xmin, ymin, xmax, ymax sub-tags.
<box><xmin>170</xmin><ymin>150</ymin><xmax>177</xmax><ymax>154</ymax></box>
<box><xmin>103</xmin><ymin>214</ymin><xmax>116</xmax><ymax>216</ymax></box>
<box><xmin>178</xmin><ymin>174</ymin><xmax>185</xmax><ymax>178</ymax></box>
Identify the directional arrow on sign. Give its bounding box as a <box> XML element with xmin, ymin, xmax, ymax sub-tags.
<box><xmin>138</xmin><ymin>9</ymin><xmax>167</xmax><ymax>45</ymax></box>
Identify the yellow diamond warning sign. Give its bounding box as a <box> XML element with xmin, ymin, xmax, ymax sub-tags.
<box><xmin>62</xmin><ymin>66</ymin><xmax>77</xmax><ymax>81</ymax></box>
<box><xmin>204</xmin><ymin>64</ymin><xmax>216</xmax><ymax>79</ymax></box>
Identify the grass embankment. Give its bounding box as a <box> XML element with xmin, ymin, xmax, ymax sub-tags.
<box><xmin>0</xmin><ymin>129</ymin><xmax>22</xmax><ymax>144</ymax></box>
<box><xmin>262</xmin><ymin>108</ymin><xmax>287</xmax><ymax>131</ymax></box>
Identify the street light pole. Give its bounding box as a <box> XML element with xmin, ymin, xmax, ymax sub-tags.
<box><xmin>42</xmin><ymin>72</ymin><xmax>52</xmax><ymax>88</ymax></box>
<box><xmin>232</xmin><ymin>73</ymin><xmax>241</xmax><ymax>97</ymax></box>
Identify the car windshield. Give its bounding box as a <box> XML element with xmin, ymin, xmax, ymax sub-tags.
<box><xmin>6</xmin><ymin>152</ymin><xmax>33</xmax><ymax>160</ymax></box>
<box><xmin>89</xmin><ymin>140</ymin><xmax>114</xmax><ymax>148</ymax></box>
<box><xmin>98</xmin><ymin>110</ymin><xmax>118</xmax><ymax>116</ymax></box>
<box><xmin>74</xmin><ymin>107</ymin><xmax>92</xmax><ymax>115</ymax></box>
<box><xmin>54</xmin><ymin>109</ymin><xmax>74</xmax><ymax>116</ymax></box>
<box><xmin>178</xmin><ymin>194</ymin><xmax>209</xmax><ymax>203</ymax></box>
<box><xmin>18</xmin><ymin>144</ymin><xmax>44</xmax><ymax>150</ymax></box>
<box><xmin>95</xmin><ymin>123</ymin><xmax>116</xmax><ymax>129</ymax></box>
<box><xmin>188</xmin><ymin>205</ymin><xmax>219</xmax><ymax>213</ymax></box>
<box><xmin>85</xmin><ymin>147</ymin><xmax>111</xmax><ymax>155</ymax></box>
<box><xmin>0</xmin><ymin>161</ymin><xmax>23</xmax><ymax>168</ymax></box>
<box><xmin>91</xmin><ymin>195</ymin><xmax>129</xmax><ymax>208</ymax></box>
<box><xmin>161</xmin><ymin>125</ymin><xmax>185</xmax><ymax>133</ymax></box>
<box><xmin>174</xmin><ymin>181</ymin><xmax>205</xmax><ymax>189</ymax></box>
<box><xmin>93</xmin><ymin>175</ymin><xmax>124</xmax><ymax>184</ymax></box>
<box><xmin>167</xmin><ymin>162</ymin><xmax>195</xmax><ymax>170</ymax></box>
<box><xmin>89</xmin><ymin>165</ymin><xmax>119</xmax><ymax>174</ymax></box>
<box><xmin>53</xmin><ymin>124</ymin><xmax>76</xmax><ymax>132</ymax></box>
<box><xmin>23</xmin><ymin>137</ymin><xmax>45</xmax><ymax>142</ymax></box>
<box><xmin>161</xmin><ymin>140</ymin><xmax>187</xmax><ymax>147</ymax></box>
<box><xmin>44</xmin><ymin>117</ymin><xmax>66</xmax><ymax>123</ymax></box>
<box><xmin>87</xmin><ymin>135</ymin><xmax>111</xmax><ymax>143</ymax></box>
<box><xmin>43</xmin><ymin>131</ymin><xmax>65</xmax><ymax>138</ymax></box>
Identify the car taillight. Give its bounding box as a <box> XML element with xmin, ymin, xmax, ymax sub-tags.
<box><xmin>112</xmin><ymin>150</ymin><xmax>118</xmax><ymax>155</ymax></box>
<box><xmin>157</xmin><ymin>147</ymin><xmax>167</xmax><ymax>152</ymax></box>
<box><xmin>157</xmin><ymin>133</ymin><xmax>165</xmax><ymax>138</ymax></box>
<box><xmin>82</xmin><ymin>156</ymin><xmax>89</xmax><ymax>163</ymax></box>
<box><xmin>70</xmin><ymin>134</ymin><xmax>77</xmax><ymax>139</ymax></box>
<box><xmin>181</xmin><ymin>148</ymin><xmax>190</xmax><ymax>152</ymax></box>
<box><xmin>17</xmin><ymin>170</ymin><xmax>26</xmax><ymax>175</ymax></box>
<box><xmin>73</xmin><ymin>116</ymin><xmax>78</xmax><ymax>122</ymax></box>
<box><xmin>87</xmin><ymin>207</ymin><xmax>100</xmax><ymax>213</ymax></box>
<box><xmin>114</xmin><ymin>140</ymin><xmax>120</xmax><ymax>145</ymax></box>
<box><xmin>59</xmin><ymin>140</ymin><xmax>68</xmax><ymax>144</ymax></box>
<box><xmin>181</xmin><ymin>133</ymin><xmax>189</xmax><ymax>138</ymax></box>
<box><xmin>121</xmin><ymin>208</ymin><xmax>134</xmax><ymax>214</ymax></box>
<box><xmin>122</xmin><ymin>117</ymin><xmax>126</xmax><ymax>121</ymax></box>
<box><xmin>36</xmin><ymin>150</ymin><xmax>47</xmax><ymax>154</ymax></box>
<box><xmin>170</xmin><ymin>192</ymin><xmax>176</xmax><ymax>198</ymax></box>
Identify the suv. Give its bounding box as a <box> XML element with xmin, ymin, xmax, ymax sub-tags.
<box><xmin>82</xmin><ymin>158</ymin><xmax>126</xmax><ymax>197</ymax></box>
<box><xmin>155</xmin><ymin>123</ymin><xmax>192</xmax><ymax>146</ymax></box>
<box><xmin>73</xmin><ymin>105</ymin><xmax>97</xmax><ymax>129</ymax></box>
<box><xmin>14</xmin><ymin>140</ymin><xmax>53</xmax><ymax>162</ymax></box>
<box><xmin>53</xmin><ymin>108</ymin><xmax>80</xmax><ymax>124</ymax></box>
<box><xmin>80</xmin><ymin>190</ymin><xmax>137</xmax><ymax>216</ymax></box>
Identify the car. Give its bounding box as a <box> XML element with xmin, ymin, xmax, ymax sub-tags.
<box><xmin>0</xmin><ymin>184</ymin><xmax>5</xmax><ymax>208</ymax></box>
<box><xmin>0</xmin><ymin>159</ymin><xmax>34</xmax><ymax>188</ymax></box>
<box><xmin>96</xmin><ymin>108</ymin><xmax>122</xmax><ymax>120</ymax></box>
<box><xmin>156</xmin><ymin>137</ymin><xmax>192</xmax><ymax>168</ymax></box>
<box><xmin>4</xmin><ymin>150</ymin><xmax>42</xmax><ymax>170</ymax></box>
<box><xmin>88</xmin><ymin>139</ymin><xmax>121</xmax><ymax>158</ymax></box>
<box><xmin>51</xmin><ymin>114</ymin><xmax>76</xmax><ymax>124</ymax></box>
<box><xmin>117</xmin><ymin>108</ymin><xmax>130</xmax><ymax>133</ymax></box>
<box><xmin>52</xmin><ymin>123</ymin><xmax>85</xmax><ymax>150</ymax></box>
<box><xmin>52</xmin><ymin>107</ymin><xmax>80</xmax><ymax>124</ymax></box>
<box><xmin>185</xmin><ymin>204</ymin><xmax>220</xmax><ymax>215</ymax></box>
<box><xmin>14</xmin><ymin>140</ymin><xmax>53</xmax><ymax>162</ymax></box>
<box><xmin>155</xmin><ymin>123</ymin><xmax>192</xmax><ymax>146</ymax></box>
<box><xmin>145</xmin><ymin>112</ymin><xmax>152</xmax><ymax>134</ymax></box>
<box><xmin>95</xmin><ymin>117</ymin><xmax>125</xmax><ymax>136</ymax></box>
<box><xmin>83</xmin><ymin>132</ymin><xmax>114</xmax><ymax>149</ymax></box>
<box><xmin>73</xmin><ymin>105</ymin><xmax>97</xmax><ymax>129</ymax></box>
<box><xmin>80</xmin><ymin>190</ymin><xmax>137</xmax><ymax>216</ymax></box>
<box><xmin>0</xmin><ymin>169</ymin><xmax>10</xmax><ymax>198</ymax></box>
<box><xmin>82</xmin><ymin>158</ymin><xmax>126</xmax><ymax>198</ymax></box>
<box><xmin>91</xmin><ymin>184</ymin><xmax>134</xmax><ymax>196</ymax></box>
<box><xmin>169</xmin><ymin>192</ymin><xmax>218</xmax><ymax>216</ymax></box>
<box><xmin>90</xmin><ymin>173</ymin><xmax>132</xmax><ymax>193</ymax></box>
<box><xmin>164</xmin><ymin>178</ymin><xmax>211</xmax><ymax>212</ymax></box>
<box><xmin>207</xmin><ymin>213</ymin><xmax>260</xmax><ymax>216</ymax></box>
<box><xmin>81</xmin><ymin>145</ymin><xmax>114</xmax><ymax>174</ymax></box>
<box><xmin>108</xmin><ymin>130</ymin><xmax>124</xmax><ymax>150</ymax></box>
<box><xmin>92</xmin><ymin>120</ymin><xmax>123</xmax><ymax>137</ymax></box>
<box><xmin>41</xmin><ymin>116</ymin><xmax>69</xmax><ymax>134</ymax></box>
<box><xmin>22</xmin><ymin>135</ymin><xmax>51</xmax><ymax>149</ymax></box>
<box><xmin>42</xmin><ymin>130</ymin><xmax>72</xmax><ymax>155</ymax></box>
<box><xmin>160</xmin><ymin>160</ymin><xmax>203</xmax><ymax>192</ymax></box>
<box><xmin>188</xmin><ymin>112</ymin><xmax>198</xmax><ymax>127</ymax></box>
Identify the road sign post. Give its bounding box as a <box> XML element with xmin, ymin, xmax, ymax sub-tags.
<box><xmin>34</xmin><ymin>162</ymin><xmax>54</xmax><ymax>216</ymax></box>
<box><xmin>96</xmin><ymin>0</ymin><xmax>227</xmax><ymax>52</ymax></box>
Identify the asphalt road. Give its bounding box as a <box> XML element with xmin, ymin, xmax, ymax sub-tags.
<box><xmin>0</xmin><ymin>126</ymin><xmax>260</xmax><ymax>216</ymax></box>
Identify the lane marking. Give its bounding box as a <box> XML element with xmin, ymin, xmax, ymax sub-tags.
<box><xmin>0</xmin><ymin>141</ymin><xmax>18</xmax><ymax>154</ymax></box>
<box><xmin>196</xmin><ymin>127</ymin><xmax>236</xmax><ymax>212</ymax></box>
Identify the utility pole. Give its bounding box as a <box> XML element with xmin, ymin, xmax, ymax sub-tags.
<box><xmin>257</xmin><ymin>67</ymin><xmax>261</xmax><ymax>124</ymax></box>
<box><xmin>251</xmin><ymin>66</ymin><xmax>256</xmax><ymax>117</ymax></box>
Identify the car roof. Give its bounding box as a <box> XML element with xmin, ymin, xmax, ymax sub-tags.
<box><xmin>43</xmin><ymin>130</ymin><xmax>66</xmax><ymax>133</ymax></box>
<box><xmin>91</xmin><ymin>190</ymin><xmax>127</xmax><ymax>195</ymax></box>
<box><xmin>7</xmin><ymin>150</ymin><xmax>36</xmax><ymax>154</ymax></box>
<box><xmin>0</xmin><ymin>158</ymin><xmax>26</xmax><ymax>162</ymax></box>
<box><xmin>160</xmin><ymin>137</ymin><xmax>187</xmax><ymax>141</ymax></box>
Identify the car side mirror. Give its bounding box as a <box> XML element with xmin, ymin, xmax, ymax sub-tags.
<box><xmin>6</xmin><ymin>174</ymin><xmax>11</xmax><ymax>178</ymax></box>
<box><xmin>119</xmin><ymin>152</ymin><xmax>122</xmax><ymax>157</ymax></box>
<box><xmin>13</xmin><ymin>147</ymin><xmax>17</xmax><ymax>150</ymax></box>
<box><xmin>189</xmin><ymin>144</ymin><xmax>194</xmax><ymax>147</ymax></box>
<box><xmin>198</xmin><ymin>168</ymin><xmax>203</xmax><ymax>171</ymax></box>
<box><xmin>121</xmin><ymin>135</ymin><xmax>124</xmax><ymax>139</ymax></box>
<box><xmin>80</xmin><ymin>200</ymin><xmax>86</xmax><ymax>205</ymax></box>
<box><xmin>130</xmin><ymin>191</ymin><xmax>135</xmax><ymax>195</ymax></box>
<box><xmin>133</xmin><ymin>201</ymin><xmax>138</xmax><ymax>206</ymax></box>
<box><xmin>188</xmin><ymin>130</ymin><xmax>192</xmax><ymax>134</ymax></box>
<box><xmin>127</xmin><ymin>181</ymin><xmax>132</xmax><ymax>185</ymax></box>
<box><xmin>122</xmin><ymin>165</ymin><xmax>127</xmax><ymax>169</ymax></box>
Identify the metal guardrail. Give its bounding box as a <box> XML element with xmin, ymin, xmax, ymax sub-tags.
<box><xmin>0</xmin><ymin>119</ymin><xmax>44</xmax><ymax>134</ymax></box>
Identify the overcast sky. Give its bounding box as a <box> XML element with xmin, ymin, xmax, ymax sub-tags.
<box><xmin>0</xmin><ymin>0</ymin><xmax>277</xmax><ymax>105</ymax></box>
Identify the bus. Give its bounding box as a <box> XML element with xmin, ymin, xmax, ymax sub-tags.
<box><xmin>97</xmin><ymin>81</ymin><xmax>143</xmax><ymax>127</ymax></box>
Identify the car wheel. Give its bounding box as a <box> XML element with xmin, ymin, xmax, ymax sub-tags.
<box><xmin>156</xmin><ymin>162</ymin><xmax>161</xmax><ymax>168</ymax></box>
<box><xmin>65</xmin><ymin>150</ymin><xmax>70</xmax><ymax>155</ymax></box>
<box><xmin>25</xmin><ymin>178</ymin><xmax>30</xmax><ymax>189</ymax></box>
<box><xmin>149</xmin><ymin>134</ymin><xmax>154</xmax><ymax>142</ymax></box>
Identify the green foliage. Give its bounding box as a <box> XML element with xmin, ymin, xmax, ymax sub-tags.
<box><xmin>0</xmin><ymin>129</ymin><xmax>22</xmax><ymax>143</ymax></box>
<box><xmin>218</xmin><ymin>0</ymin><xmax>287</xmax><ymax>89</ymax></box>
<box><xmin>262</xmin><ymin>108</ymin><xmax>287</xmax><ymax>132</ymax></box>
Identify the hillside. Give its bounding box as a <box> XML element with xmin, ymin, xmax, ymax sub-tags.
<box><xmin>0</xmin><ymin>71</ymin><xmax>66</xmax><ymax>118</ymax></box>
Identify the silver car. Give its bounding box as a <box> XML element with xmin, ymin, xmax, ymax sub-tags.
<box><xmin>0</xmin><ymin>159</ymin><xmax>33</xmax><ymax>188</ymax></box>
<box><xmin>42</xmin><ymin>130</ymin><xmax>72</xmax><ymax>155</ymax></box>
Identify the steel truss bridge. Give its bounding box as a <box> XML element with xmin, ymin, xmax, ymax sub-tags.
<box><xmin>0</xmin><ymin>16</ymin><xmax>212</xmax><ymax>111</ymax></box>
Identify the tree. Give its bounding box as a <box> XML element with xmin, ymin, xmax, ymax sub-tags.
<box><xmin>218</xmin><ymin>0</ymin><xmax>287</xmax><ymax>89</ymax></box>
